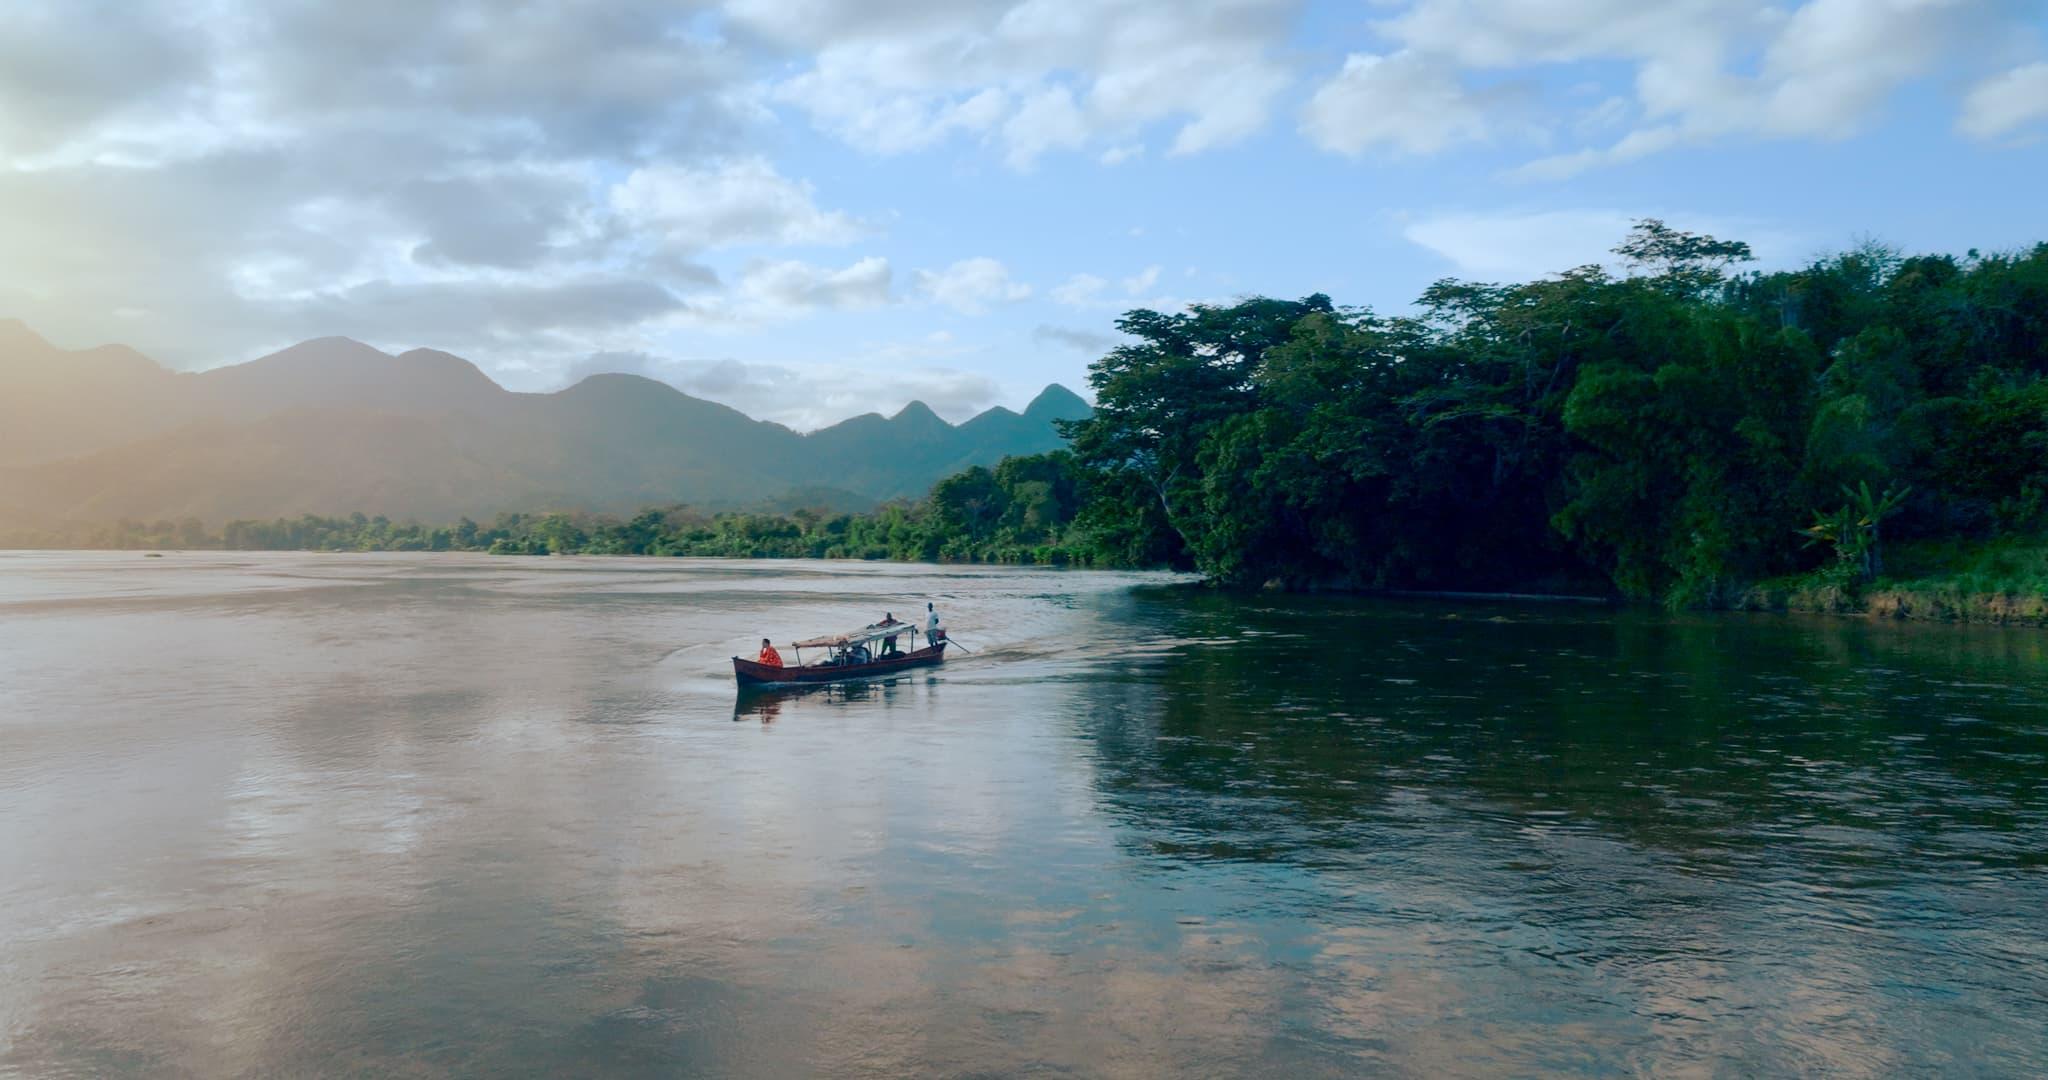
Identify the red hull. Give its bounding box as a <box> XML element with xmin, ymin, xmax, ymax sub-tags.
<box><xmin>733</xmin><ymin>641</ymin><xmax>947</xmax><ymax>686</ymax></box>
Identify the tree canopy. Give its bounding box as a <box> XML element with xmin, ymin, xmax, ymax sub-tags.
<box><xmin>1056</xmin><ymin>224</ymin><xmax>2048</xmax><ymax>602</ymax></box>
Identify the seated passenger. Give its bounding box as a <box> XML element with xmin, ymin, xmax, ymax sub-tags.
<box><xmin>757</xmin><ymin>638</ymin><xmax>783</xmax><ymax>667</ymax></box>
<box><xmin>850</xmin><ymin>643</ymin><xmax>872</xmax><ymax>664</ymax></box>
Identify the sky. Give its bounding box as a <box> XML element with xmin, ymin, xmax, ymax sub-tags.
<box><xmin>2</xmin><ymin>1</ymin><xmax>2046</xmax><ymax>430</ymax></box>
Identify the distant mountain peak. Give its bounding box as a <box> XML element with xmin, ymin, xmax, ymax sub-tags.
<box><xmin>397</xmin><ymin>347</ymin><xmax>502</xmax><ymax>387</ymax></box>
<box><xmin>562</xmin><ymin>371</ymin><xmax>676</xmax><ymax>395</ymax></box>
<box><xmin>298</xmin><ymin>335</ymin><xmax>382</xmax><ymax>351</ymax></box>
<box><xmin>1024</xmin><ymin>383</ymin><xmax>1090</xmax><ymax>419</ymax></box>
<box><xmin>893</xmin><ymin>400</ymin><xmax>944</xmax><ymax>424</ymax></box>
<box><xmin>255</xmin><ymin>336</ymin><xmax>391</xmax><ymax>368</ymax></box>
<box><xmin>0</xmin><ymin>326</ymin><xmax>1091</xmax><ymax>517</ymax></box>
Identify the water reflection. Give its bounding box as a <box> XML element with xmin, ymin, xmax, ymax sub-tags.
<box><xmin>1065</xmin><ymin>589</ymin><xmax>2048</xmax><ymax>1073</ymax></box>
<box><xmin>732</xmin><ymin>677</ymin><xmax>937</xmax><ymax>723</ymax></box>
<box><xmin>1</xmin><ymin>553</ymin><xmax>2044</xmax><ymax>1076</ymax></box>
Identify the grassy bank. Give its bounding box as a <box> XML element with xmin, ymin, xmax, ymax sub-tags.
<box><xmin>1738</xmin><ymin>538</ymin><xmax>2048</xmax><ymax>626</ymax></box>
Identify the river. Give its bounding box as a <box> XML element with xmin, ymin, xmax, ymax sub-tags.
<box><xmin>2</xmin><ymin>551</ymin><xmax>2045</xmax><ymax>1077</ymax></box>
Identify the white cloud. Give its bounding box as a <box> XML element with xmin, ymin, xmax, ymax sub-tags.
<box><xmin>1507</xmin><ymin>126</ymin><xmax>1682</xmax><ymax>182</ymax></box>
<box><xmin>1378</xmin><ymin>0</ymin><xmax>1762</xmax><ymax>69</ymax></box>
<box><xmin>1051</xmin><ymin>272</ymin><xmax>1108</xmax><ymax>308</ymax></box>
<box><xmin>1959</xmin><ymin>62</ymin><xmax>2048</xmax><ymax>141</ymax></box>
<box><xmin>1749</xmin><ymin>0</ymin><xmax>1965</xmax><ymax>139</ymax></box>
<box><xmin>609</xmin><ymin>158</ymin><xmax>863</xmax><ymax>250</ymax></box>
<box><xmin>738</xmin><ymin>0</ymin><xmax>1297</xmax><ymax>167</ymax></box>
<box><xmin>1575</xmin><ymin>95</ymin><xmax>1634</xmax><ymax>137</ymax></box>
<box><xmin>564</xmin><ymin>346</ymin><xmax>1004</xmax><ymax>431</ymax></box>
<box><xmin>1</xmin><ymin>0</ymin><xmax>2033</xmax><ymax>399</ymax></box>
<box><xmin>1003</xmin><ymin>86</ymin><xmax>1091</xmax><ymax>168</ymax></box>
<box><xmin>916</xmin><ymin>257</ymin><xmax>1031</xmax><ymax>314</ymax></box>
<box><xmin>0</xmin><ymin>2</ymin><xmax>856</xmax><ymax>376</ymax></box>
<box><xmin>731</xmin><ymin>256</ymin><xmax>893</xmax><ymax>317</ymax></box>
<box><xmin>1302</xmin><ymin>51</ymin><xmax>1492</xmax><ymax>156</ymax></box>
<box><xmin>1304</xmin><ymin>0</ymin><xmax>2032</xmax><ymax>175</ymax></box>
<box><xmin>1050</xmin><ymin>266</ymin><xmax>1166</xmax><ymax>308</ymax></box>
<box><xmin>719</xmin><ymin>360</ymin><xmax>1004</xmax><ymax>431</ymax></box>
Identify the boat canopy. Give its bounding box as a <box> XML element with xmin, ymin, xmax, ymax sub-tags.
<box><xmin>792</xmin><ymin>621</ymin><xmax>917</xmax><ymax>649</ymax></box>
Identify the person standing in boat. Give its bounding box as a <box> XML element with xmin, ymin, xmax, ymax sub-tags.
<box><xmin>757</xmin><ymin>638</ymin><xmax>783</xmax><ymax>667</ymax></box>
<box><xmin>878</xmin><ymin>611</ymin><xmax>903</xmax><ymax>656</ymax></box>
<box><xmin>925</xmin><ymin>601</ymin><xmax>943</xmax><ymax>643</ymax></box>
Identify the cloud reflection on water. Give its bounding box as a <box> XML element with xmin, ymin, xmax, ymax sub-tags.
<box><xmin>2</xmin><ymin>553</ymin><xmax>2046</xmax><ymax>1075</ymax></box>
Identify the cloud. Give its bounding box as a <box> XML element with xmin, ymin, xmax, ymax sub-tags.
<box><xmin>0</xmin><ymin>2</ymin><xmax>873</xmax><ymax>379</ymax></box>
<box><xmin>916</xmin><ymin>257</ymin><xmax>1031</xmax><ymax>314</ymax></box>
<box><xmin>0</xmin><ymin>3</ymin><xmax>208</xmax><ymax>159</ymax></box>
<box><xmin>610</xmin><ymin>158</ymin><xmax>865</xmax><ymax>250</ymax></box>
<box><xmin>1506</xmin><ymin>126</ymin><xmax>1682</xmax><ymax>182</ymax></box>
<box><xmin>2</xmin><ymin>0</ymin><xmax>2032</xmax><ymax>407</ymax></box>
<box><xmin>560</xmin><ymin>346</ymin><xmax>1005</xmax><ymax>431</ymax></box>
<box><xmin>1033</xmin><ymin>324</ymin><xmax>1117</xmax><ymax>352</ymax></box>
<box><xmin>1376</xmin><ymin>0</ymin><xmax>1761</xmax><ymax>69</ymax></box>
<box><xmin>1051</xmin><ymin>267</ymin><xmax>1170</xmax><ymax>309</ymax></box>
<box><xmin>1403</xmin><ymin>208</ymin><xmax>1803</xmax><ymax>281</ymax></box>
<box><xmin>1051</xmin><ymin>273</ymin><xmax>1108</xmax><ymax>308</ymax></box>
<box><xmin>1003</xmin><ymin>86</ymin><xmax>1092</xmax><ymax>168</ymax></box>
<box><xmin>394</xmin><ymin>166</ymin><xmax>597</xmax><ymax>271</ymax></box>
<box><xmin>1302</xmin><ymin>51</ymin><xmax>1493</xmax><ymax>156</ymax></box>
<box><xmin>738</xmin><ymin>0</ymin><xmax>1297</xmax><ymax>167</ymax></box>
<box><xmin>1747</xmin><ymin>0</ymin><xmax>1969</xmax><ymax>139</ymax></box>
<box><xmin>731</xmin><ymin>256</ymin><xmax>893</xmax><ymax>317</ymax></box>
<box><xmin>1302</xmin><ymin>0</ymin><xmax>2035</xmax><ymax>174</ymax></box>
<box><xmin>242</xmin><ymin>2</ymin><xmax>754</xmax><ymax>159</ymax></box>
<box><xmin>1959</xmin><ymin>62</ymin><xmax>2048</xmax><ymax>141</ymax></box>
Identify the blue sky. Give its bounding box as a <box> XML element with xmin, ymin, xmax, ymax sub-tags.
<box><xmin>2</xmin><ymin>1</ymin><xmax>2045</xmax><ymax>428</ymax></box>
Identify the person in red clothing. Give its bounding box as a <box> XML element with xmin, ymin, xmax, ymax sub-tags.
<box><xmin>757</xmin><ymin>638</ymin><xmax>783</xmax><ymax>667</ymax></box>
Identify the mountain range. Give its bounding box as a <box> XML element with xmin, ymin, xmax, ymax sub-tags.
<box><xmin>0</xmin><ymin>320</ymin><xmax>1091</xmax><ymax>525</ymax></box>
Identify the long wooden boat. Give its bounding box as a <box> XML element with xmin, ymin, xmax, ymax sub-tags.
<box><xmin>734</xmin><ymin>618</ymin><xmax>947</xmax><ymax>687</ymax></box>
<box><xmin>733</xmin><ymin>639</ymin><xmax>947</xmax><ymax>687</ymax></box>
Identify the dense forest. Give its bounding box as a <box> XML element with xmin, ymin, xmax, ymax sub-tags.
<box><xmin>1048</xmin><ymin>222</ymin><xmax>2048</xmax><ymax>611</ymax></box>
<box><xmin>14</xmin><ymin>223</ymin><xmax>2047</xmax><ymax>617</ymax></box>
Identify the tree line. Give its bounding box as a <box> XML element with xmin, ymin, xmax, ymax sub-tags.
<box><xmin>12</xmin><ymin>222</ymin><xmax>2045</xmax><ymax>610</ymax></box>
<box><xmin>1053</xmin><ymin>222</ymin><xmax>2048</xmax><ymax>605</ymax></box>
<box><xmin>6</xmin><ymin>451</ymin><xmax>1113</xmax><ymax>566</ymax></box>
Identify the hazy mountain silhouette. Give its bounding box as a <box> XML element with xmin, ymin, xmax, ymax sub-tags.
<box><xmin>0</xmin><ymin>322</ymin><xmax>1090</xmax><ymax>524</ymax></box>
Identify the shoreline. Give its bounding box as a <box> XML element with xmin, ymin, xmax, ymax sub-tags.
<box><xmin>1735</xmin><ymin>585</ymin><xmax>2048</xmax><ymax>628</ymax></box>
<box><xmin>9</xmin><ymin>546</ymin><xmax>2044</xmax><ymax>628</ymax></box>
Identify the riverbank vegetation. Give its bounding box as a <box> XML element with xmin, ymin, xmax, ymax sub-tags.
<box><xmin>1739</xmin><ymin>538</ymin><xmax>2048</xmax><ymax>625</ymax></box>
<box><xmin>9</xmin><ymin>223</ymin><xmax>2044</xmax><ymax>622</ymax></box>
<box><xmin>1047</xmin><ymin>223</ymin><xmax>2047</xmax><ymax>618</ymax></box>
<box><xmin>3</xmin><ymin>450</ymin><xmax>1114</xmax><ymax>565</ymax></box>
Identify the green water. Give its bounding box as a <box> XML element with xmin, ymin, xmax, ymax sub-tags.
<box><xmin>3</xmin><ymin>552</ymin><xmax>2044</xmax><ymax>1076</ymax></box>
